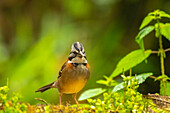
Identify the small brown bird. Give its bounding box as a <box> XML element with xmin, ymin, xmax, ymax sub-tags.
<box><xmin>35</xmin><ymin>42</ymin><xmax>90</xmax><ymax>105</ymax></box>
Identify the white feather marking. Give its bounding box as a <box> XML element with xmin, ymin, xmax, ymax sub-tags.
<box><xmin>68</xmin><ymin>60</ymin><xmax>73</xmax><ymax>63</ymax></box>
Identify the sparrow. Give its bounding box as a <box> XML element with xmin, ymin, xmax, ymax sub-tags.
<box><xmin>35</xmin><ymin>42</ymin><xmax>90</xmax><ymax>105</ymax></box>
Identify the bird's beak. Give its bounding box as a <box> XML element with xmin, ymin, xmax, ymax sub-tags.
<box><xmin>79</xmin><ymin>51</ymin><xmax>84</xmax><ymax>57</ymax></box>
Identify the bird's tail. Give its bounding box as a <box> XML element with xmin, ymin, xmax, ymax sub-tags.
<box><xmin>35</xmin><ymin>82</ymin><xmax>55</xmax><ymax>93</ymax></box>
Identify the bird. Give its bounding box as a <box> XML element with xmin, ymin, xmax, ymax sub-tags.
<box><xmin>35</xmin><ymin>42</ymin><xmax>90</xmax><ymax>105</ymax></box>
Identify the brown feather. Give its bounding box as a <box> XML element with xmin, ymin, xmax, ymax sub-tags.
<box><xmin>58</xmin><ymin>61</ymin><xmax>67</xmax><ymax>78</ymax></box>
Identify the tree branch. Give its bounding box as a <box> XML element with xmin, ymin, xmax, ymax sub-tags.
<box><xmin>149</xmin><ymin>75</ymin><xmax>170</xmax><ymax>83</ymax></box>
<box><xmin>145</xmin><ymin>48</ymin><xmax>170</xmax><ymax>54</ymax></box>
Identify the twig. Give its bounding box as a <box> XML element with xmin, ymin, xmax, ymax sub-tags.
<box><xmin>149</xmin><ymin>75</ymin><xmax>157</xmax><ymax>79</ymax></box>
<box><xmin>149</xmin><ymin>75</ymin><xmax>170</xmax><ymax>83</ymax></box>
<box><xmin>164</xmin><ymin>48</ymin><xmax>170</xmax><ymax>52</ymax></box>
<box><xmin>145</xmin><ymin>48</ymin><xmax>170</xmax><ymax>54</ymax></box>
<box><xmin>34</xmin><ymin>98</ymin><xmax>49</xmax><ymax>105</ymax></box>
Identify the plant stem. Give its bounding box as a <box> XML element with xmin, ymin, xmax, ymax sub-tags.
<box><xmin>157</xmin><ymin>19</ymin><xmax>166</xmax><ymax>96</ymax></box>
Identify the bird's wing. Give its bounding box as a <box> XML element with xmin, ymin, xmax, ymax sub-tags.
<box><xmin>58</xmin><ymin>61</ymin><xmax>67</xmax><ymax>79</ymax></box>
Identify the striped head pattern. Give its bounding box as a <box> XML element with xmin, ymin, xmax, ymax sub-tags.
<box><xmin>68</xmin><ymin>42</ymin><xmax>87</xmax><ymax>64</ymax></box>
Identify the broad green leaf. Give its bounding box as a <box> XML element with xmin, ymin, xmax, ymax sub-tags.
<box><xmin>136</xmin><ymin>26</ymin><xmax>154</xmax><ymax>50</ymax></box>
<box><xmin>112</xmin><ymin>73</ymin><xmax>153</xmax><ymax>92</ymax></box>
<box><xmin>136</xmin><ymin>26</ymin><xmax>154</xmax><ymax>45</ymax></box>
<box><xmin>136</xmin><ymin>72</ymin><xmax>153</xmax><ymax>84</ymax></box>
<box><xmin>167</xmin><ymin>82</ymin><xmax>170</xmax><ymax>96</ymax></box>
<box><xmin>160</xmin><ymin>23</ymin><xmax>170</xmax><ymax>41</ymax></box>
<box><xmin>139</xmin><ymin>15</ymin><xmax>154</xmax><ymax>30</ymax></box>
<box><xmin>110</xmin><ymin>49</ymin><xmax>151</xmax><ymax>78</ymax></box>
<box><xmin>160</xmin><ymin>11</ymin><xmax>170</xmax><ymax>18</ymax></box>
<box><xmin>78</xmin><ymin>88</ymin><xmax>106</xmax><ymax>101</ymax></box>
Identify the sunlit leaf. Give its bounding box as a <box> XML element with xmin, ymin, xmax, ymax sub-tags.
<box><xmin>136</xmin><ymin>73</ymin><xmax>153</xmax><ymax>84</ymax></box>
<box><xmin>110</xmin><ymin>49</ymin><xmax>151</xmax><ymax>78</ymax></box>
<box><xmin>112</xmin><ymin>73</ymin><xmax>153</xmax><ymax>92</ymax></box>
<box><xmin>78</xmin><ymin>88</ymin><xmax>106</xmax><ymax>101</ymax></box>
<box><xmin>139</xmin><ymin>15</ymin><xmax>154</xmax><ymax>30</ymax></box>
<box><xmin>136</xmin><ymin>26</ymin><xmax>154</xmax><ymax>47</ymax></box>
<box><xmin>136</xmin><ymin>26</ymin><xmax>154</xmax><ymax>50</ymax></box>
<box><xmin>96</xmin><ymin>75</ymin><xmax>111</xmax><ymax>86</ymax></box>
<box><xmin>167</xmin><ymin>83</ymin><xmax>170</xmax><ymax>96</ymax></box>
<box><xmin>112</xmin><ymin>82</ymin><xmax>123</xmax><ymax>92</ymax></box>
<box><xmin>160</xmin><ymin>23</ymin><xmax>170</xmax><ymax>41</ymax></box>
<box><xmin>96</xmin><ymin>80</ymin><xmax>108</xmax><ymax>85</ymax></box>
<box><xmin>160</xmin><ymin>11</ymin><xmax>170</xmax><ymax>18</ymax></box>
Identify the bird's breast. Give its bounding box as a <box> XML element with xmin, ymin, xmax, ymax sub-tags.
<box><xmin>57</xmin><ymin>64</ymin><xmax>90</xmax><ymax>94</ymax></box>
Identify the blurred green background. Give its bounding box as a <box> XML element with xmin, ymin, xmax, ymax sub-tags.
<box><xmin>0</xmin><ymin>0</ymin><xmax>170</xmax><ymax>104</ymax></box>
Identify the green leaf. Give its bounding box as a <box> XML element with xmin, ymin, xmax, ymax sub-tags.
<box><xmin>139</xmin><ymin>15</ymin><xmax>154</xmax><ymax>30</ymax></box>
<box><xmin>112</xmin><ymin>73</ymin><xmax>153</xmax><ymax>92</ymax></box>
<box><xmin>160</xmin><ymin>11</ymin><xmax>170</xmax><ymax>18</ymax></box>
<box><xmin>96</xmin><ymin>75</ymin><xmax>112</xmax><ymax>86</ymax></box>
<box><xmin>112</xmin><ymin>82</ymin><xmax>123</xmax><ymax>92</ymax></box>
<box><xmin>136</xmin><ymin>72</ymin><xmax>153</xmax><ymax>84</ymax></box>
<box><xmin>136</xmin><ymin>26</ymin><xmax>154</xmax><ymax>50</ymax></box>
<box><xmin>160</xmin><ymin>23</ymin><xmax>170</xmax><ymax>41</ymax></box>
<box><xmin>96</xmin><ymin>80</ymin><xmax>108</xmax><ymax>85</ymax></box>
<box><xmin>110</xmin><ymin>49</ymin><xmax>151</xmax><ymax>78</ymax></box>
<box><xmin>137</xmin><ymin>39</ymin><xmax>145</xmax><ymax>51</ymax></box>
<box><xmin>167</xmin><ymin>82</ymin><xmax>170</xmax><ymax>96</ymax></box>
<box><xmin>78</xmin><ymin>88</ymin><xmax>106</xmax><ymax>101</ymax></box>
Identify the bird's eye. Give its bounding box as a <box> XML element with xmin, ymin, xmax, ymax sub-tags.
<box><xmin>73</xmin><ymin>51</ymin><xmax>78</xmax><ymax>54</ymax></box>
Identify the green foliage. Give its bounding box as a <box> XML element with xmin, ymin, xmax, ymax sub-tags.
<box><xmin>139</xmin><ymin>14</ymin><xmax>154</xmax><ymax>30</ymax></box>
<box><xmin>159</xmin><ymin>10</ymin><xmax>170</xmax><ymax>18</ymax></box>
<box><xmin>85</xmin><ymin>75</ymin><xmax>148</xmax><ymax>112</ymax></box>
<box><xmin>167</xmin><ymin>83</ymin><xmax>170</xmax><ymax>96</ymax></box>
<box><xmin>78</xmin><ymin>9</ymin><xmax>170</xmax><ymax>112</ymax></box>
<box><xmin>80</xmin><ymin>73</ymin><xmax>169</xmax><ymax>112</ymax></box>
<box><xmin>79</xmin><ymin>72</ymin><xmax>152</xmax><ymax>101</ymax></box>
<box><xmin>0</xmin><ymin>83</ymin><xmax>27</xmax><ymax>113</ymax></box>
<box><xmin>140</xmin><ymin>10</ymin><xmax>170</xmax><ymax>30</ymax></box>
<box><xmin>112</xmin><ymin>73</ymin><xmax>153</xmax><ymax>92</ymax></box>
<box><xmin>137</xmin><ymin>10</ymin><xmax>170</xmax><ymax>44</ymax></box>
<box><xmin>136</xmin><ymin>9</ymin><xmax>170</xmax><ymax>96</ymax></box>
<box><xmin>78</xmin><ymin>88</ymin><xmax>107</xmax><ymax>101</ymax></box>
<box><xmin>79</xmin><ymin>75</ymin><xmax>119</xmax><ymax>101</ymax></box>
<box><xmin>110</xmin><ymin>49</ymin><xmax>151</xmax><ymax>78</ymax></box>
<box><xmin>0</xmin><ymin>8</ymin><xmax>170</xmax><ymax>112</ymax></box>
<box><xmin>160</xmin><ymin>23</ymin><xmax>170</xmax><ymax>41</ymax></box>
<box><xmin>96</xmin><ymin>75</ymin><xmax>118</xmax><ymax>87</ymax></box>
<box><xmin>136</xmin><ymin>26</ymin><xmax>154</xmax><ymax>50</ymax></box>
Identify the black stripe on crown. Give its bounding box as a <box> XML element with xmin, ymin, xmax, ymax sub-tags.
<box><xmin>80</xmin><ymin>43</ymin><xmax>83</xmax><ymax>51</ymax></box>
<box><xmin>74</xmin><ymin>42</ymin><xmax>79</xmax><ymax>51</ymax></box>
